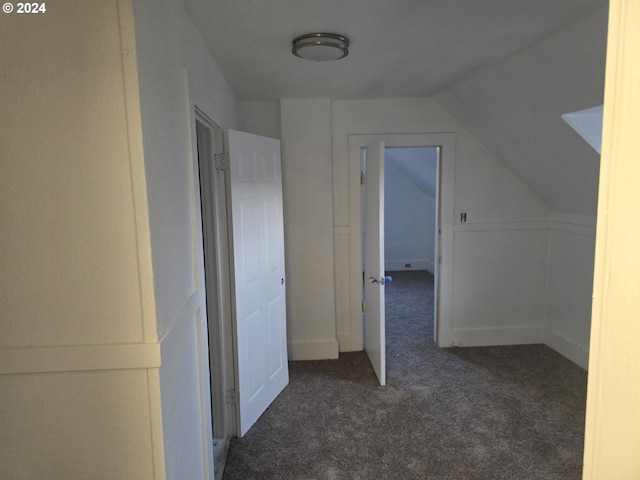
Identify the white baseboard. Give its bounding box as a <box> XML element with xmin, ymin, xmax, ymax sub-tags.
<box><xmin>385</xmin><ymin>260</ymin><xmax>434</xmax><ymax>273</ymax></box>
<box><xmin>544</xmin><ymin>328</ymin><xmax>589</xmax><ymax>370</ymax></box>
<box><xmin>337</xmin><ymin>331</ymin><xmax>363</xmax><ymax>353</ymax></box>
<box><xmin>451</xmin><ymin>325</ymin><xmax>544</xmax><ymax>347</ymax></box>
<box><xmin>288</xmin><ymin>339</ymin><xmax>339</xmax><ymax>361</ymax></box>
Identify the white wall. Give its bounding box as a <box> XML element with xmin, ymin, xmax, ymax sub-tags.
<box><xmin>452</xmin><ymin>226</ymin><xmax>549</xmax><ymax>345</ymax></box>
<box><xmin>329</xmin><ymin>98</ymin><xmax>550</xmax><ymax>351</ymax></box>
<box><xmin>237</xmin><ymin>100</ymin><xmax>281</xmax><ymax>139</ymax></box>
<box><xmin>229</xmin><ymin>56</ymin><xmax>599</xmax><ymax>372</ymax></box>
<box><xmin>384</xmin><ymin>163</ymin><xmax>434</xmax><ymax>272</ymax></box>
<box><xmin>544</xmin><ymin>214</ymin><xmax>596</xmax><ymax>369</ymax></box>
<box><xmin>384</xmin><ymin>149</ymin><xmax>437</xmax><ymax>272</ymax></box>
<box><xmin>0</xmin><ymin>1</ymin><xmax>162</xmax><ymax>478</ymax></box>
<box><xmin>280</xmin><ymin>99</ymin><xmax>338</xmax><ymax>360</ymax></box>
<box><xmin>435</xmin><ymin>5</ymin><xmax>607</xmax><ymax>215</ymax></box>
<box><xmin>429</xmin><ymin>8</ymin><xmax>605</xmax><ymax>366</ymax></box>
<box><xmin>132</xmin><ymin>0</ymin><xmax>237</xmax><ymax>478</ymax></box>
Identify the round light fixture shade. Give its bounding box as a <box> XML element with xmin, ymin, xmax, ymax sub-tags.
<box><xmin>292</xmin><ymin>33</ymin><xmax>349</xmax><ymax>62</ymax></box>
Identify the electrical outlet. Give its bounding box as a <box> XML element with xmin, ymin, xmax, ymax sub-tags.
<box><xmin>460</xmin><ymin>212</ymin><xmax>467</xmax><ymax>223</ymax></box>
<box><xmin>405</xmin><ymin>263</ymin><xmax>411</xmax><ymax>268</ymax></box>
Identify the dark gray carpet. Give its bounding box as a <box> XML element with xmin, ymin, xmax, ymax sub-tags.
<box><xmin>223</xmin><ymin>271</ymin><xmax>587</xmax><ymax>479</ymax></box>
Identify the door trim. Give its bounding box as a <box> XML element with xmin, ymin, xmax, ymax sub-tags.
<box><xmin>350</xmin><ymin>133</ymin><xmax>456</xmax><ymax>348</ymax></box>
<box><xmin>194</xmin><ymin>108</ymin><xmax>237</xmax><ymax>438</ymax></box>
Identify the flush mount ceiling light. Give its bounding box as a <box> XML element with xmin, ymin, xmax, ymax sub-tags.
<box><xmin>291</xmin><ymin>33</ymin><xmax>349</xmax><ymax>62</ymax></box>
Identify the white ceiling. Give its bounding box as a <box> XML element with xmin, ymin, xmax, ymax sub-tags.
<box><xmin>181</xmin><ymin>0</ymin><xmax>605</xmax><ymax>100</ymax></box>
<box><xmin>181</xmin><ymin>0</ymin><xmax>609</xmax><ymax>214</ymax></box>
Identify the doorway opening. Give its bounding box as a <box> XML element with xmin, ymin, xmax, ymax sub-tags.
<box><xmin>194</xmin><ymin>111</ymin><xmax>235</xmax><ymax>477</ymax></box>
<box><xmin>354</xmin><ymin>133</ymin><xmax>455</xmax><ymax>386</ymax></box>
<box><xmin>384</xmin><ymin>146</ymin><xmax>440</xmax><ymax>340</ymax></box>
<box><xmin>194</xmin><ymin>122</ymin><xmax>290</xmax><ymax>440</ymax></box>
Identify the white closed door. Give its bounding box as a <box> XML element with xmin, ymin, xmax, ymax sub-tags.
<box><xmin>363</xmin><ymin>141</ymin><xmax>386</xmax><ymax>386</ymax></box>
<box><xmin>226</xmin><ymin>129</ymin><xmax>289</xmax><ymax>436</ymax></box>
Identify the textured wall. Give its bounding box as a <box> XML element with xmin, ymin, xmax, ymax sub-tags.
<box><xmin>280</xmin><ymin>99</ymin><xmax>338</xmax><ymax>360</ymax></box>
<box><xmin>0</xmin><ymin>370</ymin><xmax>157</xmax><ymax>479</ymax></box>
<box><xmin>0</xmin><ymin>1</ymin><xmax>162</xmax><ymax>478</ymax></box>
<box><xmin>132</xmin><ymin>0</ymin><xmax>237</xmax><ymax>477</ymax></box>
<box><xmin>0</xmin><ymin>1</ymin><xmax>150</xmax><ymax>348</ymax></box>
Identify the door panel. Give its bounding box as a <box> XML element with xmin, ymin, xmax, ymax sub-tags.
<box><xmin>363</xmin><ymin>141</ymin><xmax>386</xmax><ymax>386</ymax></box>
<box><xmin>226</xmin><ymin>129</ymin><xmax>289</xmax><ymax>436</ymax></box>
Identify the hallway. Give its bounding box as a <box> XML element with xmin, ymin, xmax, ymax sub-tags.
<box><xmin>223</xmin><ymin>271</ymin><xmax>587</xmax><ymax>479</ymax></box>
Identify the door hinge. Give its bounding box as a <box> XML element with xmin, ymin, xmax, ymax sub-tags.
<box><xmin>226</xmin><ymin>388</ymin><xmax>239</xmax><ymax>405</ymax></box>
<box><xmin>362</xmin><ymin>300</ymin><xmax>366</xmax><ymax>312</ymax></box>
<box><xmin>215</xmin><ymin>153</ymin><xmax>229</xmax><ymax>171</ymax></box>
<box><xmin>360</xmin><ymin>171</ymin><xmax>365</xmax><ymax>185</ymax></box>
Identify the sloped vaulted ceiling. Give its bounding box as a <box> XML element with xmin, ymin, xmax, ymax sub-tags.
<box><xmin>181</xmin><ymin>0</ymin><xmax>608</xmax><ymax>215</ymax></box>
<box><xmin>435</xmin><ymin>4</ymin><xmax>608</xmax><ymax>215</ymax></box>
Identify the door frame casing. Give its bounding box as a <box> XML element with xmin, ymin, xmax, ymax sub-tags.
<box><xmin>350</xmin><ymin>133</ymin><xmax>455</xmax><ymax>348</ymax></box>
<box><xmin>193</xmin><ymin>108</ymin><xmax>237</xmax><ymax>438</ymax></box>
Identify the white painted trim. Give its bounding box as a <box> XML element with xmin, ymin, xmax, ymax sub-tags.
<box><xmin>192</xmin><ymin>110</ymin><xmax>237</xmax><ymax>439</ymax></box>
<box><xmin>454</xmin><ymin>218</ymin><xmax>595</xmax><ymax>236</ymax></box>
<box><xmin>549</xmin><ymin>212</ymin><xmax>597</xmax><ymax>236</ymax></box>
<box><xmin>117</xmin><ymin>0</ymin><xmax>157</xmax><ymax>344</ymax></box>
<box><xmin>158</xmin><ymin>290</ymin><xmax>201</xmax><ymax>343</ymax></box>
<box><xmin>544</xmin><ymin>328</ymin><xmax>589</xmax><ymax>370</ymax></box>
<box><xmin>549</xmin><ymin>221</ymin><xmax>596</xmax><ymax>236</ymax></box>
<box><xmin>346</xmin><ymin>133</ymin><xmax>456</xmax><ymax>350</ymax></box>
<box><xmin>0</xmin><ymin>343</ymin><xmax>161</xmax><ymax>375</ymax></box>
<box><xmin>288</xmin><ymin>339</ymin><xmax>339</xmax><ymax>361</ymax></box>
<box><xmin>385</xmin><ymin>260</ymin><xmax>434</xmax><ymax>272</ymax></box>
<box><xmin>549</xmin><ymin>212</ymin><xmax>597</xmax><ymax>228</ymax></box>
<box><xmin>583</xmin><ymin>2</ymin><xmax>640</xmax><ymax>476</ymax></box>
<box><xmin>454</xmin><ymin>221</ymin><xmax>548</xmax><ymax>232</ymax></box>
<box><xmin>334</xmin><ymin>232</ymin><xmax>357</xmax><ymax>350</ymax></box>
<box><xmin>146</xmin><ymin>368</ymin><xmax>167</xmax><ymax>480</ymax></box>
<box><xmin>451</xmin><ymin>325</ymin><xmax>544</xmax><ymax>347</ymax></box>
<box><xmin>117</xmin><ymin>6</ymin><xmax>165</xmax><ymax>479</ymax></box>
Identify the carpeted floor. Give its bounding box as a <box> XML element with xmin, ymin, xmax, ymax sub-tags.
<box><xmin>223</xmin><ymin>271</ymin><xmax>588</xmax><ymax>479</ymax></box>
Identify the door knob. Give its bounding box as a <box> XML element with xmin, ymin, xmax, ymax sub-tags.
<box><xmin>369</xmin><ymin>276</ymin><xmax>392</xmax><ymax>285</ymax></box>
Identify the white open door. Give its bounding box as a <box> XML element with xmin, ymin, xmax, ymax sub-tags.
<box><xmin>226</xmin><ymin>129</ymin><xmax>289</xmax><ymax>436</ymax></box>
<box><xmin>363</xmin><ymin>141</ymin><xmax>386</xmax><ymax>386</ymax></box>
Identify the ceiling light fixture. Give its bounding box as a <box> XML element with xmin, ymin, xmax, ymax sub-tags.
<box><xmin>291</xmin><ymin>33</ymin><xmax>349</xmax><ymax>62</ymax></box>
